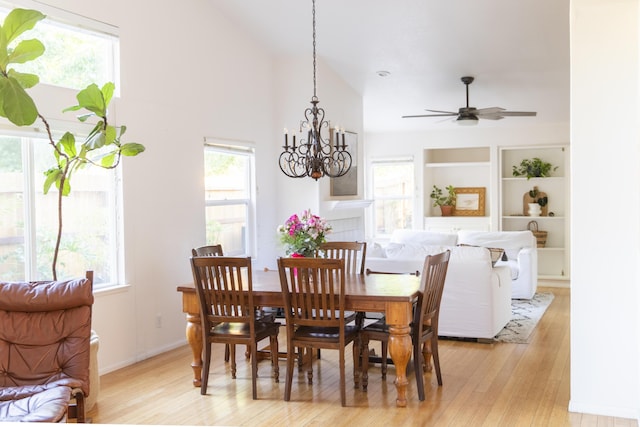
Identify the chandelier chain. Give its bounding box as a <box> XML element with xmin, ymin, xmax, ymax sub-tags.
<box><xmin>312</xmin><ymin>0</ymin><xmax>317</xmax><ymax>99</ymax></box>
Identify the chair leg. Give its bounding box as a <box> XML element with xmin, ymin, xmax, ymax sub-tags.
<box><xmin>250</xmin><ymin>342</ymin><xmax>258</xmax><ymax>400</ymax></box>
<box><xmin>361</xmin><ymin>334</ymin><xmax>370</xmax><ymax>391</ymax></box>
<box><xmin>284</xmin><ymin>345</ymin><xmax>295</xmax><ymax>401</ymax></box>
<box><xmin>224</xmin><ymin>344</ymin><xmax>230</xmax><ymax>362</ymax></box>
<box><xmin>381</xmin><ymin>339</ymin><xmax>388</xmax><ymax>380</ymax></box>
<box><xmin>414</xmin><ymin>338</ymin><xmax>426</xmax><ymax>401</ymax></box>
<box><xmin>339</xmin><ymin>347</ymin><xmax>347</xmax><ymax>407</ymax></box>
<box><xmin>270</xmin><ymin>335</ymin><xmax>280</xmax><ymax>383</ymax></box>
<box><xmin>352</xmin><ymin>338</ymin><xmax>360</xmax><ymax>389</ymax></box>
<box><xmin>230</xmin><ymin>345</ymin><xmax>237</xmax><ymax>379</ymax></box>
<box><xmin>430</xmin><ymin>335</ymin><xmax>442</xmax><ymax>386</ymax></box>
<box><xmin>201</xmin><ymin>342</ymin><xmax>211</xmax><ymax>395</ymax></box>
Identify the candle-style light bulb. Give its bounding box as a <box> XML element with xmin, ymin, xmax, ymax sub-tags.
<box><xmin>284</xmin><ymin>128</ymin><xmax>288</xmax><ymax>149</ymax></box>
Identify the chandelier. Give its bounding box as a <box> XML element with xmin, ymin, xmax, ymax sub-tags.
<box><xmin>278</xmin><ymin>0</ymin><xmax>352</xmax><ymax>181</ymax></box>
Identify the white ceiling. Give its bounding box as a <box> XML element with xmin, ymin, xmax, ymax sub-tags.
<box><xmin>211</xmin><ymin>0</ymin><xmax>570</xmax><ymax>133</ymax></box>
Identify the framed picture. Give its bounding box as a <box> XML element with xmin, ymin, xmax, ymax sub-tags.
<box><xmin>330</xmin><ymin>130</ymin><xmax>358</xmax><ymax>197</ymax></box>
<box><xmin>453</xmin><ymin>187</ymin><xmax>486</xmax><ymax>216</ymax></box>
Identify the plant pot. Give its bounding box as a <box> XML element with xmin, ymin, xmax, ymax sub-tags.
<box><xmin>528</xmin><ymin>203</ymin><xmax>542</xmax><ymax>217</ymax></box>
<box><xmin>440</xmin><ymin>205</ymin><xmax>454</xmax><ymax>217</ymax></box>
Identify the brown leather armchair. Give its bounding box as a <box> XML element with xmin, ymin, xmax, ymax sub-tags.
<box><xmin>0</xmin><ymin>272</ymin><xmax>94</xmax><ymax>422</ymax></box>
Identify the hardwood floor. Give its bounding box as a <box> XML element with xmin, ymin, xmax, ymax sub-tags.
<box><xmin>87</xmin><ymin>287</ymin><xmax>637</xmax><ymax>426</ymax></box>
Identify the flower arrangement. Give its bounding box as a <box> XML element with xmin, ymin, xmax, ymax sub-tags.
<box><xmin>277</xmin><ymin>210</ymin><xmax>332</xmax><ymax>257</ymax></box>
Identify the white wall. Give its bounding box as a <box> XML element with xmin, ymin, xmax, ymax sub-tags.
<box><xmin>569</xmin><ymin>0</ymin><xmax>640</xmax><ymax>420</ymax></box>
<box><xmin>14</xmin><ymin>0</ymin><xmax>364</xmax><ymax>373</ymax></box>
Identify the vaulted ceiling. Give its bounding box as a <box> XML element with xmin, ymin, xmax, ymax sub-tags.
<box><xmin>212</xmin><ymin>0</ymin><xmax>569</xmax><ymax>132</ymax></box>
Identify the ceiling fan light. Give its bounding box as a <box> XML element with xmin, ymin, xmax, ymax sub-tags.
<box><xmin>456</xmin><ymin>115</ymin><xmax>479</xmax><ymax>125</ymax></box>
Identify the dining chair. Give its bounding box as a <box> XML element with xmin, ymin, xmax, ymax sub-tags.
<box><xmin>317</xmin><ymin>241</ymin><xmax>367</xmax><ymax>275</ymax></box>
<box><xmin>190</xmin><ymin>256</ymin><xmax>280</xmax><ymax>399</ymax></box>
<box><xmin>191</xmin><ymin>245</ymin><xmax>231</xmax><ymax>361</ymax></box>
<box><xmin>360</xmin><ymin>250</ymin><xmax>450</xmax><ymax>401</ymax></box>
<box><xmin>277</xmin><ymin>257</ymin><xmax>360</xmax><ymax>407</ymax></box>
<box><xmin>191</xmin><ymin>244</ymin><xmax>224</xmax><ymax>257</ymax></box>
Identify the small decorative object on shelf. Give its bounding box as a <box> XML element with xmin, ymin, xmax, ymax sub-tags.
<box><xmin>523</xmin><ymin>186</ymin><xmax>548</xmax><ymax>216</ymax></box>
<box><xmin>430</xmin><ymin>185</ymin><xmax>456</xmax><ymax>216</ymax></box>
<box><xmin>527</xmin><ymin>221</ymin><xmax>547</xmax><ymax>248</ymax></box>
<box><xmin>512</xmin><ymin>158</ymin><xmax>558</xmax><ymax>180</ymax></box>
<box><xmin>277</xmin><ymin>209</ymin><xmax>332</xmax><ymax>257</ymax></box>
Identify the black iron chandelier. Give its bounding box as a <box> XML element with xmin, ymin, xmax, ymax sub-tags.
<box><xmin>278</xmin><ymin>0</ymin><xmax>352</xmax><ymax>181</ymax></box>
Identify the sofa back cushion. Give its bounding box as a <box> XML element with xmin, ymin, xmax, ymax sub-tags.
<box><xmin>457</xmin><ymin>230</ymin><xmax>535</xmax><ymax>260</ymax></box>
<box><xmin>390</xmin><ymin>229</ymin><xmax>458</xmax><ymax>247</ymax></box>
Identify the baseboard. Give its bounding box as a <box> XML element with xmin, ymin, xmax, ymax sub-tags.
<box><xmin>98</xmin><ymin>339</ymin><xmax>187</xmax><ymax>375</ymax></box>
<box><xmin>569</xmin><ymin>400</ymin><xmax>640</xmax><ymax>422</ymax></box>
<box><xmin>539</xmin><ymin>278</ymin><xmax>570</xmax><ymax>288</ymax></box>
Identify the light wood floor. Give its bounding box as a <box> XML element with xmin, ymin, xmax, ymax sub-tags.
<box><xmin>87</xmin><ymin>287</ymin><xmax>637</xmax><ymax>426</ymax></box>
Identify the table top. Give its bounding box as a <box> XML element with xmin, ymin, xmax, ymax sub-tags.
<box><xmin>178</xmin><ymin>269</ymin><xmax>421</xmax><ymax>308</ymax></box>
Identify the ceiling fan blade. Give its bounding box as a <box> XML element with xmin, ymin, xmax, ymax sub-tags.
<box><xmin>498</xmin><ymin>111</ymin><xmax>537</xmax><ymax>116</ymax></box>
<box><xmin>477</xmin><ymin>114</ymin><xmax>505</xmax><ymax>120</ymax></box>
<box><xmin>424</xmin><ymin>109</ymin><xmax>457</xmax><ymax>114</ymax></box>
<box><xmin>476</xmin><ymin>107</ymin><xmax>505</xmax><ymax>115</ymax></box>
<box><xmin>402</xmin><ymin>113</ymin><xmax>457</xmax><ymax>118</ymax></box>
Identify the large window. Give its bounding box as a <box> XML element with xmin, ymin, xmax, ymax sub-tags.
<box><xmin>204</xmin><ymin>142</ymin><xmax>255</xmax><ymax>256</ymax></box>
<box><xmin>0</xmin><ymin>133</ymin><xmax>118</xmax><ymax>284</ymax></box>
<box><xmin>0</xmin><ymin>4</ymin><xmax>119</xmax><ymax>91</ymax></box>
<box><xmin>371</xmin><ymin>160</ymin><xmax>415</xmax><ymax>237</ymax></box>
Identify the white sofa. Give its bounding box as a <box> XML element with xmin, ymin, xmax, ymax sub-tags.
<box><xmin>364</xmin><ymin>229</ymin><xmax>538</xmax><ymax>340</ymax></box>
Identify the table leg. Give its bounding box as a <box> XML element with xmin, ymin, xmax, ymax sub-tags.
<box><xmin>185</xmin><ymin>312</ymin><xmax>203</xmax><ymax>387</ymax></box>
<box><xmin>385</xmin><ymin>301</ymin><xmax>413</xmax><ymax>407</ymax></box>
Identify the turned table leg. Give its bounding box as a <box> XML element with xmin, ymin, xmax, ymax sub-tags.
<box><xmin>385</xmin><ymin>301</ymin><xmax>413</xmax><ymax>407</ymax></box>
<box><xmin>185</xmin><ymin>312</ymin><xmax>203</xmax><ymax>387</ymax></box>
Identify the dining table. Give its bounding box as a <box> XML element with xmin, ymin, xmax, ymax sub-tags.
<box><xmin>176</xmin><ymin>268</ymin><xmax>421</xmax><ymax>407</ymax></box>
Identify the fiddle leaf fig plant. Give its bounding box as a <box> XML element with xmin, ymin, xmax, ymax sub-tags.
<box><xmin>0</xmin><ymin>8</ymin><xmax>145</xmax><ymax>279</ymax></box>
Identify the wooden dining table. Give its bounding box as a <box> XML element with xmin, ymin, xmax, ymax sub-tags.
<box><xmin>177</xmin><ymin>269</ymin><xmax>421</xmax><ymax>407</ymax></box>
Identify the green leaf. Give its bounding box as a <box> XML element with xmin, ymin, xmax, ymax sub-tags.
<box><xmin>7</xmin><ymin>39</ymin><xmax>44</xmax><ymax>64</ymax></box>
<box><xmin>86</xmin><ymin>129</ymin><xmax>106</xmax><ymax>150</ymax></box>
<box><xmin>43</xmin><ymin>167</ymin><xmax>61</xmax><ymax>195</ymax></box>
<box><xmin>60</xmin><ymin>176</ymin><xmax>71</xmax><ymax>196</ymax></box>
<box><xmin>100</xmin><ymin>153</ymin><xmax>116</xmax><ymax>167</ymax></box>
<box><xmin>120</xmin><ymin>142</ymin><xmax>146</xmax><ymax>156</ymax></box>
<box><xmin>7</xmin><ymin>69</ymin><xmax>39</xmax><ymax>88</ymax></box>
<box><xmin>75</xmin><ymin>113</ymin><xmax>95</xmax><ymax>122</ymax></box>
<box><xmin>119</xmin><ymin>125</ymin><xmax>127</xmax><ymax>138</ymax></box>
<box><xmin>2</xmin><ymin>9</ymin><xmax>46</xmax><ymax>45</ymax></box>
<box><xmin>0</xmin><ymin>76</ymin><xmax>38</xmax><ymax>125</ymax></box>
<box><xmin>74</xmin><ymin>83</ymin><xmax>106</xmax><ymax>116</ymax></box>
<box><xmin>59</xmin><ymin>132</ymin><xmax>76</xmax><ymax>157</ymax></box>
<box><xmin>101</xmin><ymin>82</ymin><xmax>115</xmax><ymax>107</ymax></box>
<box><xmin>104</xmin><ymin>124</ymin><xmax>117</xmax><ymax>146</ymax></box>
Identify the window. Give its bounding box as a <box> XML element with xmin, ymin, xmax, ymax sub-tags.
<box><xmin>0</xmin><ymin>133</ymin><xmax>118</xmax><ymax>284</ymax></box>
<box><xmin>204</xmin><ymin>142</ymin><xmax>255</xmax><ymax>256</ymax></box>
<box><xmin>371</xmin><ymin>160</ymin><xmax>415</xmax><ymax>237</ymax></box>
<box><xmin>0</xmin><ymin>4</ymin><xmax>119</xmax><ymax>91</ymax></box>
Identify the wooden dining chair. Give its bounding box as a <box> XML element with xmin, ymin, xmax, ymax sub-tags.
<box><xmin>191</xmin><ymin>244</ymin><xmax>224</xmax><ymax>257</ymax></box>
<box><xmin>190</xmin><ymin>256</ymin><xmax>280</xmax><ymax>399</ymax></box>
<box><xmin>277</xmin><ymin>257</ymin><xmax>360</xmax><ymax>407</ymax></box>
<box><xmin>360</xmin><ymin>250</ymin><xmax>450</xmax><ymax>401</ymax></box>
<box><xmin>317</xmin><ymin>241</ymin><xmax>367</xmax><ymax>275</ymax></box>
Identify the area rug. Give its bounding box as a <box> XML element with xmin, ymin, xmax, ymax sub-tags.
<box><xmin>494</xmin><ymin>292</ymin><xmax>555</xmax><ymax>343</ymax></box>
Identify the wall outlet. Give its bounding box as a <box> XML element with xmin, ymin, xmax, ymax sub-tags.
<box><xmin>155</xmin><ymin>313</ymin><xmax>162</xmax><ymax>328</ymax></box>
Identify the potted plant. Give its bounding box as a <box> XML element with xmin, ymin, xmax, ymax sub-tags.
<box><xmin>430</xmin><ymin>185</ymin><xmax>456</xmax><ymax>216</ymax></box>
<box><xmin>512</xmin><ymin>157</ymin><xmax>558</xmax><ymax>180</ymax></box>
<box><xmin>0</xmin><ymin>9</ymin><xmax>145</xmax><ymax>280</ymax></box>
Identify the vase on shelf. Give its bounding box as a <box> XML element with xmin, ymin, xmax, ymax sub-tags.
<box><xmin>528</xmin><ymin>203</ymin><xmax>542</xmax><ymax>217</ymax></box>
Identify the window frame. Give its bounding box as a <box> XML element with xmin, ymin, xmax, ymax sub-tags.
<box><xmin>203</xmin><ymin>139</ymin><xmax>257</xmax><ymax>257</ymax></box>
<box><xmin>370</xmin><ymin>158</ymin><xmax>416</xmax><ymax>239</ymax></box>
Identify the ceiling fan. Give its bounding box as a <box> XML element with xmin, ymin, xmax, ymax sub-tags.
<box><xmin>402</xmin><ymin>76</ymin><xmax>537</xmax><ymax>124</ymax></box>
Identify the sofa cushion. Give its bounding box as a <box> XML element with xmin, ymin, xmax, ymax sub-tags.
<box><xmin>390</xmin><ymin>229</ymin><xmax>458</xmax><ymax>247</ymax></box>
<box><xmin>495</xmin><ymin>259</ymin><xmax>519</xmax><ymax>280</ymax></box>
<box><xmin>384</xmin><ymin>243</ymin><xmax>450</xmax><ymax>260</ymax></box>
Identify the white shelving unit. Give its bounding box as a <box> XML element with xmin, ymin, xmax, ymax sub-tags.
<box><xmin>424</xmin><ymin>147</ymin><xmax>491</xmax><ymax>226</ymax></box>
<box><xmin>499</xmin><ymin>145</ymin><xmax>570</xmax><ymax>280</ymax></box>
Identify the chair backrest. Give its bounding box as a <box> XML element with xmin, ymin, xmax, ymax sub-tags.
<box><xmin>317</xmin><ymin>241</ymin><xmax>367</xmax><ymax>275</ymax></box>
<box><xmin>0</xmin><ymin>271</ymin><xmax>94</xmax><ymax>396</ymax></box>
<box><xmin>413</xmin><ymin>251</ymin><xmax>451</xmax><ymax>335</ymax></box>
<box><xmin>190</xmin><ymin>256</ymin><xmax>254</xmax><ymax>328</ymax></box>
<box><xmin>277</xmin><ymin>257</ymin><xmax>346</xmax><ymax>329</ymax></box>
<box><xmin>192</xmin><ymin>244</ymin><xmax>224</xmax><ymax>257</ymax></box>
